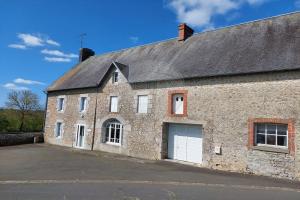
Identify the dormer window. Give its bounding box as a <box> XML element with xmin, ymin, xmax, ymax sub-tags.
<box><xmin>113</xmin><ymin>71</ymin><xmax>119</xmax><ymax>83</ymax></box>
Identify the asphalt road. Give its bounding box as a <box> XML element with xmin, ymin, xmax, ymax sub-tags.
<box><xmin>0</xmin><ymin>144</ymin><xmax>299</xmax><ymax>200</ymax></box>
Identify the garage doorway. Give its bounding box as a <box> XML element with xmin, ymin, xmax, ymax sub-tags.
<box><xmin>168</xmin><ymin>123</ymin><xmax>203</xmax><ymax>164</ymax></box>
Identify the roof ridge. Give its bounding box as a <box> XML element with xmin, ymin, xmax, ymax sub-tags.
<box><xmin>92</xmin><ymin>11</ymin><xmax>300</xmax><ymax>58</ymax></box>
<box><xmin>194</xmin><ymin>11</ymin><xmax>300</xmax><ymax>36</ymax></box>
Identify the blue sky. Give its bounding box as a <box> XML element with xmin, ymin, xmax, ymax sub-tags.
<box><xmin>0</xmin><ymin>0</ymin><xmax>299</xmax><ymax>107</ymax></box>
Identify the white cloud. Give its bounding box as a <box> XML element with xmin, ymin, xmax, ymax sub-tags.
<box><xmin>44</xmin><ymin>57</ymin><xmax>72</xmax><ymax>62</ymax></box>
<box><xmin>46</xmin><ymin>39</ymin><xmax>60</xmax><ymax>46</ymax></box>
<box><xmin>246</xmin><ymin>0</ymin><xmax>270</xmax><ymax>5</ymax></box>
<box><xmin>8</xmin><ymin>44</ymin><xmax>27</xmax><ymax>50</ymax></box>
<box><xmin>168</xmin><ymin>0</ymin><xmax>272</xmax><ymax>29</ymax></box>
<box><xmin>3</xmin><ymin>83</ymin><xmax>29</xmax><ymax>90</ymax></box>
<box><xmin>129</xmin><ymin>36</ymin><xmax>139</xmax><ymax>43</ymax></box>
<box><xmin>41</xmin><ymin>49</ymin><xmax>78</xmax><ymax>58</ymax></box>
<box><xmin>18</xmin><ymin>33</ymin><xmax>44</xmax><ymax>47</ymax></box>
<box><xmin>14</xmin><ymin>78</ymin><xmax>45</xmax><ymax>85</ymax></box>
<box><xmin>9</xmin><ymin>33</ymin><xmax>60</xmax><ymax>49</ymax></box>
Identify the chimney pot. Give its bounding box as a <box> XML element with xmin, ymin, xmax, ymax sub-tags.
<box><xmin>79</xmin><ymin>48</ymin><xmax>95</xmax><ymax>62</ymax></box>
<box><xmin>178</xmin><ymin>23</ymin><xmax>194</xmax><ymax>41</ymax></box>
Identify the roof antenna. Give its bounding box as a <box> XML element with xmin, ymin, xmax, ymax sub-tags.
<box><xmin>80</xmin><ymin>33</ymin><xmax>87</xmax><ymax>48</ymax></box>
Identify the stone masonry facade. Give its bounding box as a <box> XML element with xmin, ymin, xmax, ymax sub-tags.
<box><xmin>44</xmin><ymin>69</ymin><xmax>300</xmax><ymax>181</ymax></box>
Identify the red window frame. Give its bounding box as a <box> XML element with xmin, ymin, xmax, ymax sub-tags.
<box><xmin>248</xmin><ymin>118</ymin><xmax>295</xmax><ymax>155</ymax></box>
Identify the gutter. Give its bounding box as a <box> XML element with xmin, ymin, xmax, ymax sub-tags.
<box><xmin>42</xmin><ymin>91</ymin><xmax>48</xmax><ymax>135</ymax></box>
<box><xmin>91</xmin><ymin>87</ymin><xmax>99</xmax><ymax>151</ymax></box>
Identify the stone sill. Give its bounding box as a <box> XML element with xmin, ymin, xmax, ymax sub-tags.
<box><xmin>169</xmin><ymin>114</ymin><xmax>188</xmax><ymax>117</ymax></box>
<box><xmin>103</xmin><ymin>142</ymin><xmax>121</xmax><ymax>147</ymax></box>
<box><xmin>252</xmin><ymin>146</ymin><xmax>289</xmax><ymax>154</ymax></box>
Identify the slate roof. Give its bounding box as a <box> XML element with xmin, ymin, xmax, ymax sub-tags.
<box><xmin>47</xmin><ymin>12</ymin><xmax>300</xmax><ymax>92</ymax></box>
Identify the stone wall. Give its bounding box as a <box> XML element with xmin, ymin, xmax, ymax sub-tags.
<box><xmin>247</xmin><ymin>149</ymin><xmax>296</xmax><ymax>179</ymax></box>
<box><xmin>44</xmin><ymin>88</ymin><xmax>98</xmax><ymax>150</ymax></box>
<box><xmin>0</xmin><ymin>132</ymin><xmax>43</xmax><ymax>146</ymax></box>
<box><xmin>44</xmin><ymin>69</ymin><xmax>300</xmax><ymax>180</ymax></box>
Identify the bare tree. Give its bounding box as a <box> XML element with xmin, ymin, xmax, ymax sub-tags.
<box><xmin>5</xmin><ymin>90</ymin><xmax>41</xmax><ymax>132</ymax></box>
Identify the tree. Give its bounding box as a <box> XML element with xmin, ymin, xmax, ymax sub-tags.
<box><xmin>0</xmin><ymin>115</ymin><xmax>9</xmax><ymax>132</ymax></box>
<box><xmin>5</xmin><ymin>90</ymin><xmax>41</xmax><ymax>132</ymax></box>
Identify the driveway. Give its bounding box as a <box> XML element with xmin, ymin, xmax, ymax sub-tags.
<box><xmin>0</xmin><ymin>144</ymin><xmax>299</xmax><ymax>200</ymax></box>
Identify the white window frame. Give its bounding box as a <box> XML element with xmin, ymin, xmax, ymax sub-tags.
<box><xmin>79</xmin><ymin>96</ymin><xmax>87</xmax><ymax>112</ymax></box>
<box><xmin>137</xmin><ymin>95</ymin><xmax>148</xmax><ymax>114</ymax></box>
<box><xmin>255</xmin><ymin>123</ymin><xmax>288</xmax><ymax>149</ymax></box>
<box><xmin>112</xmin><ymin>71</ymin><xmax>119</xmax><ymax>84</ymax></box>
<box><xmin>75</xmin><ymin>124</ymin><xmax>85</xmax><ymax>148</ymax></box>
<box><xmin>110</xmin><ymin>96</ymin><xmax>118</xmax><ymax>112</ymax></box>
<box><xmin>57</xmin><ymin>97</ymin><xmax>65</xmax><ymax>112</ymax></box>
<box><xmin>55</xmin><ymin>122</ymin><xmax>63</xmax><ymax>138</ymax></box>
<box><xmin>105</xmin><ymin>121</ymin><xmax>123</xmax><ymax>146</ymax></box>
<box><xmin>172</xmin><ymin>94</ymin><xmax>184</xmax><ymax>114</ymax></box>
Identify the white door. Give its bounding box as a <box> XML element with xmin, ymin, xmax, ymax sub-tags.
<box><xmin>168</xmin><ymin>124</ymin><xmax>203</xmax><ymax>164</ymax></box>
<box><xmin>76</xmin><ymin>125</ymin><xmax>85</xmax><ymax>148</ymax></box>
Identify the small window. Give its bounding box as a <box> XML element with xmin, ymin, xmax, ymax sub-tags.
<box><xmin>255</xmin><ymin>123</ymin><xmax>288</xmax><ymax>148</ymax></box>
<box><xmin>105</xmin><ymin>120</ymin><xmax>123</xmax><ymax>145</ymax></box>
<box><xmin>137</xmin><ymin>95</ymin><xmax>148</xmax><ymax>113</ymax></box>
<box><xmin>112</xmin><ymin>71</ymin><xmax>119</xmax><ymax>83</ymax></box>
<box><xmin>55</xmin><ymin>122</ymin><xmax>62</xmax><ymax>138</ymax></box>
<box><xmin>57</xmin><ymin>98</ymin><xmax>64</xmax><ymax>111</ymax></box>
<box><xmin>172</xmin><ymin>94</ymin><xmax>184</xmax><ymax>114</ymax></box>
<box><xmin>80</xmin><ymin>97</ymin><xmax>87</xmax><ymax>112</ymax></box>
<box><xmin>110</xmin><ymin>96</ymin><xmax>118</xmax><ymax>112</ymax></box>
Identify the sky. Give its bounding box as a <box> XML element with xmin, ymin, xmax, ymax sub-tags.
<box><xmin>0</xmin><ymin>0</ymin><xmax>299</xmax><ymax>107</ymax></box>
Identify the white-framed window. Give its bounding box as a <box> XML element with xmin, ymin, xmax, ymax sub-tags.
<box><xmin>137</xmin><ymin>95</ymin><xmax>148</xmax><ymax>113</ymax></box>
<box><xmin>172</xmin><ymin>94</ymin><xmax>184</xmax><ymax>114</ymax></box>
<box><xmin>79</xmin><ymin>97</ymin><xmax>87</xmax><ymax>112</ymax></box>
<box><xmin>110</xmin><ymin>96</ymin><xmax>118</xmax><ymax>112</ymax></box>
<box><xmin>55</xmin><ymin>122</ymin><xmax>62</xmax><ymax>138</ymax></box>
<box><xmin>112</xmin><ymin>71</ymin><xmax>119</xmax><ymax>83</ymax></box>
<box><xmin>57</xmin><ymin>98</ymin><xmax>64</xmax><ymax>111</ymax></box>
<box><xmin>105</xmin><ymin>120</ymin><xmax>123</xmax><ymax>145</ymax></box>
<box><xmin>255</xmin><ymin>123</ymin><xmax>288</xmax><ymax>148</ymax></box>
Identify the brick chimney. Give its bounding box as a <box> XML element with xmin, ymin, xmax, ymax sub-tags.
<box><xmin>178</xmin><ymin>23</ymin><xmax>194</xmax><ymax>41</ymax></box>
<box><xmin>79</xmin><ymin>48</ymin><xmax>95</xmax><ymax>62</ymax></box>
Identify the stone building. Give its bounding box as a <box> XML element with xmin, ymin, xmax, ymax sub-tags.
<box><xmin>44</xmin><ymin>12</ymin><xmax>300</xmax><ymax>180</ymax></box>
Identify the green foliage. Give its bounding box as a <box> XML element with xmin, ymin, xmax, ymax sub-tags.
<box><xmin>0</xmin><ymin>115</ymin><xmax>9</xmax><ymax>132</ymax></box>
<box><xmin>3</xmin><ymin>90</ymin><xmax>43</xmax><ymax>132</ymax></box>
<box><xmin>0</xmin><ymin>109</ymin><xmax>44</xmax><ymax>132</ymax></box>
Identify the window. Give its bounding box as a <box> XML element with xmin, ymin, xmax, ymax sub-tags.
<box><xmin>57</xmin><ymin>98</ymin><xmax>64</xmax><ymax>111</ymax></box>
<box><xmin>168</xmin><ymin>90</ymin><xmax>188</xmax><ymax>117</ymax></box>
<box><xmin>173</xmin><ymin>94</ymin><xmax>184</xmax><ymax>114</ymax></box>
<box><xmin>112</xmin><ymin>71</ymin><xmax>119</xmax><ymax>83</ymax></box>
<box><xmin>137</xmin><ymin>95</ymin><xmax>148</xmax><ymax>113</ymax></box>
<box><xmin>110</xmin><ymin>96</ymin><xmax>118</xmax><ymax>112</ymax></box>
<box><xmin>105</xmin><ymin>120</ymin><xmax>123</xmax><ymax>145</ymax></box>
<box><xmin>248</xmin><ymin>118</ymin><xmax>295</xmax><ymax>154</ymax></box>
<box><xmin>255</xmin><ymin>123</ymin><xmax>288</xmax><ymax>148</ymax></box>
<box><xmin>80</xmin><ymin>97</ymin><xmax>87</xmax><ymax>112</ymax></box>
<box><xmin>55</xmin><ymin>122</ymin><xmax>62</xmax><ymax>138</ymax></box>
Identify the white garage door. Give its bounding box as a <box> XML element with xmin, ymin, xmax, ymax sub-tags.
<box><xmin>168</xmin><ymin>124</ymin><xmax>203</xmax><ymax>164</ymax></box>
